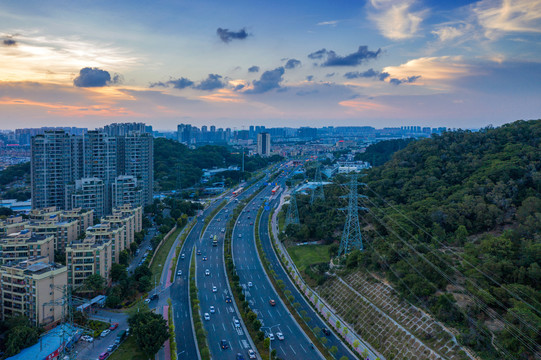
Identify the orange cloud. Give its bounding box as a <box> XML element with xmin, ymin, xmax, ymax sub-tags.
<box><xmin>0</xmin><ymin>97</ymin><xmax>140</xmax><ymax>117</ymax></box>
<box><xmin>338</xmin><ymin>99</ymin><xmax>387</xmax><ymax>112</ymax></box>
<box><xmin>199</xmin><ymin>89</ymin><xmax>244</xmax><ymax>103</ymax></box>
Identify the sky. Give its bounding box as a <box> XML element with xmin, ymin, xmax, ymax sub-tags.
<box><xmin>1</xmin><ymin>0</ymin><xmax>540</xmax><ymax>130</ymax></box>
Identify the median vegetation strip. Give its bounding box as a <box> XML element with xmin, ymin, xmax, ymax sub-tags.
<box><xmin>168</xmin><ymin>298</ymin><xmax>178</xmax><ymax>360</ymax></box>
<box><xmin>190</xmin><ymin>250</ymin><xmax>210</xmax><ymax>360</ymax></box>
<box><xmin>202</xmin><ymin>198</ymin><xmax>227</xmax><ymax>234</ymax></box>
<box><xmin>224</xmin><ymin>185</ymin><xmax>269</xmax><ymax>358</ymax></box>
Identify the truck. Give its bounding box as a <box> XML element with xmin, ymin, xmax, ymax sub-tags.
<box><xmin>212</xmin><ymin>235</ymin><xmax>218</xmax><ymax>247</ymax></box>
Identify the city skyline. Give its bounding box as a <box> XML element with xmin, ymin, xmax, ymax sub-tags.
<box><xmin>1</xmin><ymin>0</ymin><xmax>540</xmax><ymax>129</ymax></box>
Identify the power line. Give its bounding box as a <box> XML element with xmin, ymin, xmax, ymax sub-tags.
<box><xmin>285</xmin><ymin>191</ymin><xmax>300</xmax><ymax>226</ymax></box>
<box><xmin>310</xmin><ymin>163</ymin><xmax>325</xmax><ymax>204</ymax></box>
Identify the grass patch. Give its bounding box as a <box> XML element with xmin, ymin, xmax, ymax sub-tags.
<box><xmin>108</xmin><ymin>335</ymin><xmax>146</xmax><ymax>360</ymax></box>
<box><xmin>287</xmin><ymin>244</ymin><xmax>332</xmax><ymax>272</ymax></box>
<box><xmin>150</xmin><ymin>226</ymin><xmax>182</xmax><ymax>280</ymax></box>
<box><xmin>87</xmin><ymin>319</ymin><xmax>110</xmax><ymax>338</ymax></box>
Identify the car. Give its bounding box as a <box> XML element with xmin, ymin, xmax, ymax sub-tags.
<box><xmin>233</xmin><ymin>319</ymin><xmax>240</xmax><ymax>328</ymax></box>
<box><xmin>225</xmin><ymin>297</ymin><xmax>232</xmax><ymax>303</ymax></box>
<box><xmin>248</xmin><ymin>349</ymin><xmax>256</xmax><ymax>359</ymax></box>
<box><xmin>144</xmin><ymin>298</ymin><xmax>151</xmax><ymax>304</ymax></box>
<box><xmin>177</xmin><ymin>270</ymin><xmax>182</xmax><ymax>276</ymax></box>
<box><xmin>276</xmin><ymin>332</ymin><xmax>284</xmax><ymax>340</ymax></box>
<box><xmin>210</xmin><ymin>234</ymin><xmax>213</xmax><ymax>239</ymax></box>
<box><xmin>247</xmin><ymin>216</ymin><xmax>250</xmax><ymax>219</ymax></box>
<box><xmin>322</xmin><ymin>328</ymin><xmax>331</xmax><ymax>336</ymax></box>
<box><xmin>212</xmin><ymin>286</ymin><xmax>217</xmax><ymax>292</ymax></box>
<box><xmin>205</xmin><ymin>269</ymin><xmax>210</xmax><ymax>276</ymax></box>
<box><xmin>107</xmin><ymin>344</ymin><xmax>117</xmax><ymax>352</ymax></box>
<box><xmin>204</xmin><ymin>313</ymin><xmax>210</xmax><ymax>321</ymax></box>
<box><xmin>250</xmin><ymin>222</ymin><xmax>253</xmax><ymax>225</ymax></box>
<box><xmin>181</xmin><ymin>253</ymin><xmax>185</xmax><ymax>259</ymax></box>
<box><xmin>100</xmin><ymin>329</ymin><xmax>111</xmax><ymax>338</ymax></box>
<box><xmin>221</xmin><ymin>228</ymin><xmax>225</xmax><ymax>233</ymax></box>
<box><xmin>220</xmin><ymin>339</ymin><xmax>229</xmax><ymax>349</ymax></box>
<box><xmin>147</xmin><ymin>246</ymin><xmax>152</xmax><ymax>251</ymax></box>
<box><xmin>268</xmin><ymin>332</ymin><xmax>275</xmax><ymax>341</ymax></box>
<box><xmin>269</xmin><ymin>299</ymin><xmax>276</xmax><ymax>306</ymax></box>
<box><xmin>81</xmin><ymin>335</ymin><xmax>94</xmax><ymax>342</ymax></box>
<box><xmin>98</xmin><ymin>352</ymin><xmax>109</xmax><ymax>360</ymax></box>
<box><xmin>248</xmin><ymin>281</ymin><xmax>253</xmax><ymax>287</ymax></box>
<box><xmin>150</xmin><ymin>293</ymin><xmax>159</xmax><ymax>300</ymax></box>
<box><xmin>109</xmin><ymin>323</ymin><xmax>118</xmax><ymax>330</ymax></box>
<box><xmin>197</xmin><ymin>250</ymin><xmax>202</xmax><ymax>255</ymax></box>
<box><xmin>238</xmin><ymin>234</ymin><xmax>242</xmax><ymax>238</ymax></box>
<box><xmin>202</xmin><ymin>256</ymin><xmax>208</xmax><ymax>261</ymax></box>
<box><xmin>236</xmin><ymin>353</ymin><xmax>245</xmax><ymax>360</ymax></box>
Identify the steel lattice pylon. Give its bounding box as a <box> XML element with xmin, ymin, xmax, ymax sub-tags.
<box><xmin>338</xmin><ymin>174</ymin><xmax>367</xmax><ymax>256</ymax></box>
<box><xmin>285</xmin><ymin>191</ymin><xmax>300</xmax><ymax>226</ymax></box>
<box><xmin>310</xmin><ymin>163</ymin><xmax>325</xmax><ymax>204</ymax></box>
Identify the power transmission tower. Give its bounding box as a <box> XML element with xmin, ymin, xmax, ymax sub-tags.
<box><xmin>285</xmin><ymin>191</ymin><xmax>300</xmax><ymax>226</ymax></box>
<box><xmin>310</xmin><ymin>163</ymin><xmax>325</xmax><ymax>204</ymax></box>
<box><xmin>338</xmin><ymin>174</ymin><xmax>367</xmax><ymax>256</ymax></box>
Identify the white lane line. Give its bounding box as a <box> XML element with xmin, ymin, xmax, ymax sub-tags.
<box><xmin>289</xmin><ymin>345</ymin><xmax>297</xmax><ymax>355</ymax></box>
<box><xmin>300</xmin><ymin>344</ymin><xmax>307</xmax><ymax>353</ymax></box>
<box><xmin>222</xmin><ymin>323</ymin><xmax>226</xmax><ymax>331</ymax></box>
<box><xmin>287</xmin><ymin>325</ymin><xmax>293</xmax><ymax>333</ymax></box>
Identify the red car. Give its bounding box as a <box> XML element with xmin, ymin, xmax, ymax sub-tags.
<box><xmin>269</xmin><ymin>299</ymin><xmax>276</xmax><ymax>306</ymax></box>
<box><xmin>99</xmin><ymin>352</ymin><xmax>109</xmax><ymax>360</ymax></box>
<box><xmin>109</xmin><ymin>322</ymin><xmax>118</xmax><ymax>330</ymax></box>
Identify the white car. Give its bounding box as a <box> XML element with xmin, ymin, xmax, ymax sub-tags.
<box><xmin>205</xmin><ymin>269</ymin><xmax>210</xmax><ymax>276</ymax></box>
<box><xmin>177</xmin><ymin>270</ymin><xmax>182</xmax><ymax>276</ymax></box>
<box><xmin>204</xmin><ymin>313</ymin><xmax>210</xmax><ymax>321</ymax></box>
<box><xmin>212</xmin><ymin>286</ymin><xmax>217</xmax><ymax>293</ymax></box>
<box><xmin>238</xmin><ymin>234</ymin><xmax>242</xmax><ymax>238</ymax></box>
<box><xmin>233</xmin><ymin>319</ymin><xmax>240</xmax><ymax>328</ymax></box>
<box><xmin>276</xmin><ymin>332</ymin><xmax>284</xmax><ymax>340</ymax></box>
<box><xmin>100</xmin><ymin>329</ymin><xmax>111</xmax><ymax>338</ymax></box>
<box><xmin>210</xmin><ymin>306</ymin><xmax>215</xmax><ymax>313</ymax></box>
<box><xmin>248</xmin><ymin>281</ymin><xmax>253</xmax><ymax>287</ymax></box>
<box><xmin>248</xmin><ymin>349</ymin><xmax>256</xmax><ymax>359</ymax></box>
<box><xmin>144</xmin><ymin>298</ymin><xmax>151</xmax><ymax>304</ymax></box>
<box><xmin>81</xmin><ymin>335</ymin><xmax>94</xmax><ymax>342</ymax></box>
<box><xmin>268</xmin><ymin>332</ymin><xmax>275</xmax><ymax>341</ymax></box>
<box><xmin>181</xmin><ymin>253</ymin><xmax>185</xmax><ymax>259</ymax></box>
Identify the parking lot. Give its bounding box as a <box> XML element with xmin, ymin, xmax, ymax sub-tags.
<box><xmin>72</xmin><ymin>310</ymin><xmax>129</xmax><ymax>360</ymax></box>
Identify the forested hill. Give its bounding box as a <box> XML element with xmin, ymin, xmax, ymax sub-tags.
<box><xmin>354</xmin><ymin>137</ymin><xmax>415</xmax><ymax>166</ymax></box>
<box><xmin>154</xmin><ymin>138</ymin><xmax>282</xmax><ymax>191</ymax></box>
<box><xmin>360</xmin><ymin>119</ymin><xmax>540</xmax><ymax>359</ymax></box>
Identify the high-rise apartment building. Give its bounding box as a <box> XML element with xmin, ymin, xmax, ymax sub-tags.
<box><xmin>0</xmin><ymin>256</ymin><xmax>67</xmax><ymax>326</ymax></box>
<box><xmin>117</xmin><ymin>132</ymin><xmax>153</xmax><ymax>205</ymax></box>
<box><xmin>257</xmin><ymin>132</ymin><xmax>271</xmax><ymax>156</ymax></box>
<box><xmin>31</xmin><ymin>130</ymin><xmax>73</xmax><ymax>210</ymax></box>
<box><xmin>31</xmin><ymin>124</ymin><xmax>153</xmax><ymax>215</ymax></box>
<box><xmin>0</xmin><ymin>231</ymin><xmax>55</xmax><ymax>265</ymax></box>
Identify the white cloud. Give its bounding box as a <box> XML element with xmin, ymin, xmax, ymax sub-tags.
<box><xmin>369</xmin><ymin>0</ymin><xmax>427</xmax><ymax>40</ymax></box>
<box><xmin>474</xmin><ymin>0</ymin><xmax>541</xmax><ymax>39</ymax></box>
<box><xmin>317</xmin><ymin>20</ymin><xmax>339</xmax><ymax>26</ymax></box>
<box><xmin>432</xmin><ymin>24</ymin><xmax>467</xmax><ymax>42</ymax></box>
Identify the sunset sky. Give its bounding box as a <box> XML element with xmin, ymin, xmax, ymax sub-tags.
<box><xmin>1</xmin><ymin>0</ymin><xmax>540</xmax><ymax>130</ymax></box>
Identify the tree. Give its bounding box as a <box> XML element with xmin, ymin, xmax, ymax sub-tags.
<box><xmin>110</xmin><ymin>263</ymin><xmax>127</xmax><ymax>282</ymax></box>
<box><xmin>54</xmin><ymin>250</ymin><xmax>66</xmax><ymax>265</ymax></box>
<box><xmin>330</xmin><ymin>346</ymin><xmax>338</xmax><ymax>355</ymax></box>
<box><xmin>4</xmin><ymin>325</ymin><xmax>39</xmax><ymax>356</ymax></box>
<box><xmin>119</xmin><ymin>250</ymin><xmax>130</xmax><ymax>266</ymax></box>
<box><xmin>128</xmin><ymin>311</ymin><xmax>170</xmax><ymax>359</ymax></box>
<box><xmin>84</xmin><ymin>274</ymin><xmax>105</xmax><ymax>294</ymax></box>
<box><xmin>130</xmin><ymin>242</ymin><xmax>138</xmax><ymax>254</ymax></box>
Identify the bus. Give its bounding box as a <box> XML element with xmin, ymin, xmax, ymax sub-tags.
<box><xmin>232</xmin><ymin>187</ymin><xmax>244</xmax><ymax>196</ymax></box>
<box><xmin>212</xmin><ymin>235</ymin><xmax>218</xmax><ymax>247</ymax></box>
<box><xmin>271</xmin><ymin>185</ymin><xmax>280</xmax><ymax>194</ymax></box>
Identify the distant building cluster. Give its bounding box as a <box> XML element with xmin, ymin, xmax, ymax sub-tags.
<box><xmin>0</xmin><ymin>204</ymin><xmax>141</xmax><ymax>326</ymax></box>
<box><xmin>30</xmin><ymin>123</ymin><xmax>153</xmax><ymax>216</ymax></box>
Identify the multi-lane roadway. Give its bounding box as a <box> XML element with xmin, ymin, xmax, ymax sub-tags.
<box><xmin>232</xmin><ymin>172</ymin><xmax>325</xmax><ymax>359</ymax></box>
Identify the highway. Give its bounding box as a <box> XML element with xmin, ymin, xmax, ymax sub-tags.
<box><xmin>259</xmin><ymin>193</ymin><xmax>359</xmax><ymax>360</ymax></box>
<box><xmin>195</xmin><ymin>179</ymin><xmax>267</xmax><ymax>359</ymax></box>
<box><xmin>170</xmin><ymin>199</ymin><xmax>226</xmax><ymax>360</ymax></box>
<box><xmin>232</xmin><ymin>170</ymin><xmax>325</xmax><ymax>360</ymax></box>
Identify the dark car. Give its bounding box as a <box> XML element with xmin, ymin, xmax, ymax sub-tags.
<box><xmin>220</xmin><ymin>339</ymin><xmax>229</xmax><ymax>349</ymax></box>
<box><xmin>150</xmin><ymin>293</ymin><xmax>159</xmax><ymax>300</ymax></box>
<box><xmin>225</xmin><ymin>297</ymin><xmax>232</xmax><ymax>303</ymax></box>
<box><xmin>236</xmin><ymin>353</ymin><xmax>245</xmax><ymax>360</ymax></box>
<box><xmin>322</xmin><ymin>328</ymin><xmax>331</xmax><ymax>336</ymax></box>
<box><xmin>197</xmin><ymin>250</ymin><xmax>202</xmax><ymax>255</ymax></box>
